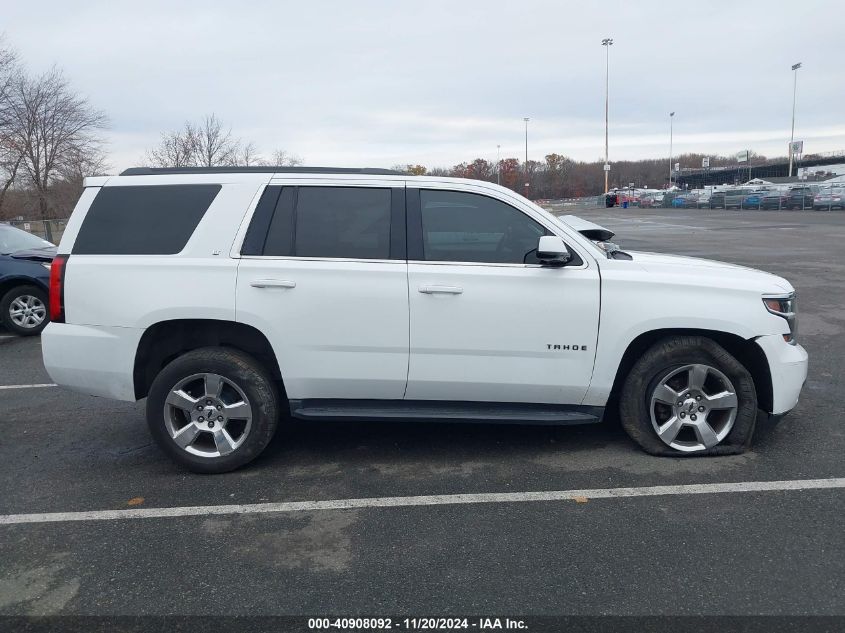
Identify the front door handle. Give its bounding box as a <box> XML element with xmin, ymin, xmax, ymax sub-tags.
<box><xmin>250</xmin><ymin>279</ymin><xmax>296</xmax><ymax>289</ymax></box>
<box><xmin>418</xmin><ymin>285</ymin><xmax>463</xmax><ymax>295</ymax></box>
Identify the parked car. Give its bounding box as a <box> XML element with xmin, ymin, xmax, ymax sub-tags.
<box><xmin>604</xmin><ymin>192</ymin><xmax>618</xmax><ymax>208</ymax></box>
<box><xmin>696</xmin><ymin>191</ymin><xmax>712</xmax><ymax>209</ymax></box>
<box><xmin>640</xmin><ymin>193</ymin><xmax>664</xmax><ymax>208</ymax></box>
<box><xmin>660</xmin><ymin>192</ymin><xmax>682</xmax><ymax>208</ymax></box>
<box><xmin>786</xmin><ymin>186</ymin><xmax>817</xmax><ymax>210</ymax></box>
<box><xmin>42</xmin><ymin>166</ymin><xmax>807</xmax><ymax>472</ymax></box>
<box><xmin>684</xmin><ymin>193</ymin><xmax>701</xmax><ymax>209</ymax></box>
<box><xmin>723</xmin><ymin>188</ymin><xmax>754</xmax><ymax>210</ymax></box>
<box><xmin>741</xmin><ymin>191</ymin><xmax>768</xmax><ymax>210</ymax></box>
<box><xmin>813</xmin><ymin>188</ymin><xmax>845</xmax><ymax>210</ymax></box>
<box><xmin>708</xmin><ymin>191</ymin><xmax>726</xmax><ymax>209</ymax></box>
<box><xmin>0</xmin><ymin>224</ymin><xmax>55</xmax><ymax>335</ymax></box>
<box><xmin>671</xmin><ymin>194</ymin><xmax>690</xmax><ymax>208</ymax></box>
<box><xmin>761</xmin><ymin>190</ymin><xmax>790</xmax><ymax>210</ymax></box>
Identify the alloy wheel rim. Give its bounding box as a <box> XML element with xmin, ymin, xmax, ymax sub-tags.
<box><xmin>649</xmin><ymin>363</ymin><xmax>738</xmax><ymax>452</ymax></box>
<box><xmin>9</xmin><ymin>294</ymin><xmax>46</xmax><ymax>329</ymax></box>
<box><xmin>163</xmin><ymin>373</ymin><xmax>253</xmax><ymax>458</ymax></box>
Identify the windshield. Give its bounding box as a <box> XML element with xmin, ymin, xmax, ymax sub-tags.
<box><xmin>0</xmin><ymin>225</ymin><xmax>54</xmax><ymax>255</ymax></box>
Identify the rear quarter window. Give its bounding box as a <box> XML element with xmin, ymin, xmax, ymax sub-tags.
<box><xmin>72</xmin><ymin>185</ymin><xmax>221</xmax><ymax>255</ymax></box>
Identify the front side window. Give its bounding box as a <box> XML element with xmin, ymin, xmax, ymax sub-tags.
<box><xmin>419</xmin><ymin>190</ymin><xmax>547</xmax><ymax>264</ymax></box>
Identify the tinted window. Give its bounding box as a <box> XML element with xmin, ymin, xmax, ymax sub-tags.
<box><xmin>73</xmin><ymin>185</ymin><xmax>220</xmax><ymax>255</ymax></box>
<box><xmin>260</xmin><ymin>187</ymin><xmax>296</xmax><ymax>257</ymax></box>
<box><xmin>419</xmin><ymin>190</ymin><xmax>547</xmax><ymax>264</ymax></box>
<box><xmin>294</xmin><ymin>187</ymin><xmax>391</xmax><ymax>259</ymax></box>
<box><xmin>241</xmin><ymin>185</ymin><xmax>283</xmax><ymax>256</ymax></box>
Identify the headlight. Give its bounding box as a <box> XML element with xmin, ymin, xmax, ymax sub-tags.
<box><xmin>763</xmin><ymin>294</ymin><xmax>797</xmax><ymax>344</ymax></box>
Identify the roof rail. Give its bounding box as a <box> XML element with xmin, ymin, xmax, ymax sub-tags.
<box><xmin>119</xmin><ymin>166</ymin><xmax>406</xmax><ymax>176</ymax></box>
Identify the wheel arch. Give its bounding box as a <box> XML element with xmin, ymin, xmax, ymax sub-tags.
<box><xmin>133</xmin><ymin>319</ymin><xmax>284</xmax><ymax>400</ymax></box>
<box><xmin>0</xmin><ymin>276</ymin><xmax>49</xmax><ymax>300</ymax></box>
<box><xmin>608</xmin><ymin>328</ymin><xmax>773</xmax><ymax>414</ymax></box>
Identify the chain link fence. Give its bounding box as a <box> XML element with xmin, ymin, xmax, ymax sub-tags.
<box><xmin>3</xmin><ymin>219</ymin><xmax>68</xmax><ymax>244</ymax></box>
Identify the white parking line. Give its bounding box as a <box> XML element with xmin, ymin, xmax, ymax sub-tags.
<box><xmin>0</xmin><ymin>383</ymin><xmax>57</xmax><ymax>390</ymax></box>
<box><xmin>1</xmin><ymin>478</ymin><xmax>843</xmax><ymax>526</ymax></box>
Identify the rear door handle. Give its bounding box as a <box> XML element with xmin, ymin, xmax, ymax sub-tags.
<box><xmin>418</xmin><ymin>285</ymin><xmax>463</xmax><ymax>295</ymax></box>
<box><xmin>250</xmin><ymin>279</ymin><xmax>296</xmax><ymax>289</ymax></box>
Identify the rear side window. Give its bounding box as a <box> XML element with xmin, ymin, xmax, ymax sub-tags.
<box><xmin>253</xmin><ymin>186</ymin><xmax>393</xmax><ymax>260</ymax></box>
<box><xmin>295</xmin><ymin>187</ymin><xmax>391</xmax><ymax>259</ymax></box>
<box><xmin>72</xmin><ymin>185</ymin><xmax>221</xmax><ymax>255</ymax></box>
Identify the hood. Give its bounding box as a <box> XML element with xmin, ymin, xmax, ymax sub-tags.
<box><xmin>558</xmin><ymin>215</ymin><xmax>615</xmax><ymax>242</ymax></box>
<box><xmin>627</xmin><ymin>250</ymin><xmax>793</xmax><ymax>293</ymax></box>
<box><xmin>9</xmin><ymin>246</ymin><xmax>57</xmax><ymax>262</ymax></box>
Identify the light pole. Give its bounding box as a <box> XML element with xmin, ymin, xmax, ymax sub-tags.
<box><xmin>788</xmin><ymin>62</ymin><xmax>802</xmax><ymax>178</ymax></box>
<box><xmin>602</xmin><ymin>38</ymin><xmax>613</xmax><ymax>194</ymax></box>
<box><xmin>523</xmin><ymin>117</ymin><xmax>530</xmax><ymax>197</ymax></box>
<box><xmin>669</xmin><ymin>111</ymin><xmax>675</xmax><ymax>187</ymax></box>
<box><xmin>496</xmin><ymin>144</ymin><xmax>501</xmax><ymax>185</ymax></box>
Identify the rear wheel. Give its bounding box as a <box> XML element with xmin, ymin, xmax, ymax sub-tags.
<box><xmin>619</xmin><ymin>336</ymin><xmax>757</xmax><ymax>456</ymax></box>
<box><xmin>146</xmin><ymin>347</ymin><xmax>280</xmax><ymax>473</ymax></box>
<box><xmin>1</xmin><ymin>285</ymin><xmax>49</xmax><ymax>336</ymax></box>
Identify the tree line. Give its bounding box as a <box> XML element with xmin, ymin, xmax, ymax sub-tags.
<box><xmin>397</xmin><ymin>150</ymin><xmax>780</xmax><ymax>200</ymax></box>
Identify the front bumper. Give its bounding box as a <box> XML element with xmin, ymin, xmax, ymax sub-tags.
<box><xmin>754</xmin><ymin>335</ymin><xmax>808</xmax><ymax>415</ymax></box>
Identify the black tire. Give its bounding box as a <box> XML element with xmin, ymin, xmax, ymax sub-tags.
<box><xmin>146</xmin><ymin>347</ymin><xmax>281</xmax><ymax>473</ymax></box>
<box><xmin>0</xmin><ymin>285</ymin><xmax>49</xmax><ymax>336</ymax></box>
<box><xmin>619</xmin><ymin>336</ymin><xmax>757</xmax><ymax>456</ymax></box>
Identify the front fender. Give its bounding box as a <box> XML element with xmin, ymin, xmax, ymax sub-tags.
<box><xmin>582</xmin><ymin>274</ymin><xmax>790</xmax><ymax>406</ymax></box>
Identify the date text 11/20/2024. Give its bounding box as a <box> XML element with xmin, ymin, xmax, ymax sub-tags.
<box><xmin>307</xmin><ymin>617</ymin><xmax>528</xmax><ymax>630</ymax></box>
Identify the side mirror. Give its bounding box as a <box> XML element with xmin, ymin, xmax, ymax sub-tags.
<box><xmin>537</xmin><ymin>235</ymin><xmax>572</xmax><ymax>266</ymax></box>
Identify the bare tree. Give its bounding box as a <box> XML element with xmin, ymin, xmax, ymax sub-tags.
<box><xmin>59</xmin><ymin>144</ymin><xmax>109</xmax><ymax>187</ymax></box>
<box><xmin>192</xmin><ymin>114</ymin><xmax>239</xmax><ymax>167</ymax></box>
<box><xmin>146</xmin><ymin>114</ymin><xmax>305</xmax><ymax>170</ymax></box>
<box><xmin>4</xmin><ymin>67</ymin><xmax>106</xmax><ymax>233</ymax></box>
<box><xmin>147</xmin><ymin>114</ymin><xmax>254</xmax><ymax>168</ymax></box>
<box><xmin>238</xmin><ymin>141</ymin><xmax>262</xmax><ymax>166</ymax></box>
<box><xmin>271</xmin><ymin>149</ymin><xmax>302</xmax><ymax>166</ymax></box>
<box><xmin>0</xmin><ymin>39</ymin><xmax>22</xmax><ymax>214</ymax></box>
<box><xmin>146</xmin><ymin>129</ymin><xmax>196</xmax><ymax>168</ymax></box>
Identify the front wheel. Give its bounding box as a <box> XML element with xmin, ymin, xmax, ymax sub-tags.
<box><xmin>619</xmin><ymin>336</ymin><xmax>757</xmax><ymax>456</ymax></box>
<box><xmin>146</xmin><ymin>347</ymin><xmax>281</xmax><ymax>473</ymax></box>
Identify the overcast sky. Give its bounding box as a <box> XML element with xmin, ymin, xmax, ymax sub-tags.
<box><xmin>3</xmin><ymin>0</ymin><xmax>843</xmax><ymax>171</ymax></box>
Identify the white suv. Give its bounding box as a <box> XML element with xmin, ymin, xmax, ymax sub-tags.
<box><xmin>42</xmin><ymin>167</ymin><xmax>808</xmax><ymax>472</ymax></box>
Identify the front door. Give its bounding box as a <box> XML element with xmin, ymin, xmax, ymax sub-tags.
<box><xmin>405</xmin><ymin>187</ymin><xmax>600</xmax><ymax>405</ymax></box>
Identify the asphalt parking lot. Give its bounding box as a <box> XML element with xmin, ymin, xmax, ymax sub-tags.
<box><xmin>1</xmin><ymin>207</ymin><xmax>843</xmax><ymax>622</ymax></box>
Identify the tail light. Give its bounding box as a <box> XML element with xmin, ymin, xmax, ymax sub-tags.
<box><xmin>49</xmin><ymin>255</ymin><xmax>68</xmax><ymax>323</ymax></box>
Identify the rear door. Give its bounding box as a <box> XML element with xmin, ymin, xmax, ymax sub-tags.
<box><xmin>236</xmin><ymin>181</ymin><xmax>409</xmax><ymax>401</ymax></box>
